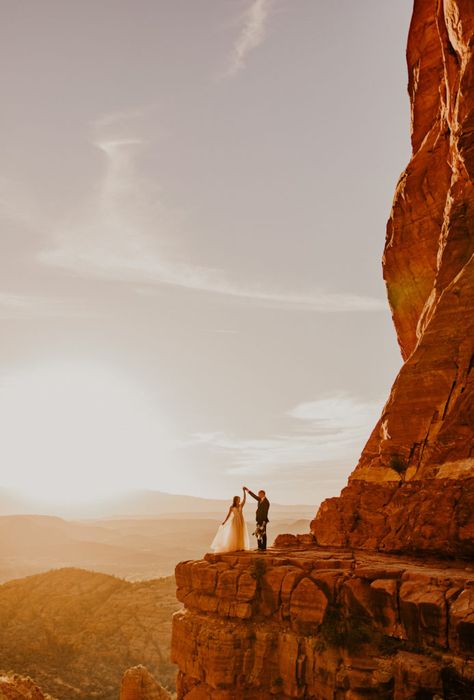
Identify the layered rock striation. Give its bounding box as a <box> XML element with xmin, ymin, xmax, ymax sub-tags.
<box><xmin>312</xmin><ymin>0</ymin><xmax>474</xmax><ymax>559</ymax></box>
<box><xmin>172</xmin><ymin>549</ymin><xmax>474</xmax><ymax>698</ymax></box>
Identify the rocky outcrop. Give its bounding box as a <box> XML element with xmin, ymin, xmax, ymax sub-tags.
<box><xmin>171</xmin><ymin>548</ymin><xmax>474</xmax><ymax>698</ymax></box>
<box><xmin>119</xmin><ymin>666</ymin><xmax>172</xmax><ymax>700</ymax></box>
<box><xmin>311</xmin><ymin>0</ymin><xmax>474</xmax><ymax>558</ymax></box>
<box><xmin>312</xmin><ymin>478</ymin><xmax>474</xmax><ymax>558</ymax></box>
<box><xmin>0</xmin><ymin>672</ymin><xmax>56</xmax><ymax>700</ymax></box>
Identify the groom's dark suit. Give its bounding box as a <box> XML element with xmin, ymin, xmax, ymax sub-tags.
<box><xmin>247</xmin><ymin>490</ymin><xmax>270</xmax><ymax>550</ymax></box>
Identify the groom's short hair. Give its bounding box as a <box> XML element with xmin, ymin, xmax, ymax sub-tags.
<box><xmin>258</xmin><ymin>490</ymin><xmax>266</xmax><ymax>497</ymax></box>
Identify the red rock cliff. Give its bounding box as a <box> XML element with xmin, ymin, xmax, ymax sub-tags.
<box><xmin>312</xmin><ymin>0</ymin><xmax>474</xmax><ymax>559</ymax></box>
<box><xmin>171</xmin><ymin>2</ymin><xmax>474</xmax><ymax>698</ymax></box>
<box><xmin>172</xmin><ymin>549</ymin><xmax>474</xmax><ymax>698</ymax></box>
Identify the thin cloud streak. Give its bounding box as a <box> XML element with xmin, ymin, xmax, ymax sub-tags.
<box><xmin>38</xmin><ymin>136</ymin><xmax>387</xmax><ymax>313</ymax></box>
<box><xmin>188</xmin><ymin>393</ymin><xmax>383</xmax><ymax>475</ymax></box>
<box><xmin>226</xmin><ymin>0</ymin><xmax>274</xmax><ymax>77</ymax></box>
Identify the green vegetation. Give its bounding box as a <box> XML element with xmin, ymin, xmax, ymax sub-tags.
<box><xmin>319</xmin><ymin>607</ymin><xmax>345</xmax><ymax>648</ymax></box>
<box><xmin>389</xmin><ymin>454</ymin><xmax>407</xmax><ymax>473</ymax></box>
<box><xmin>441</xmin><ymin>667</ymin><xmax>474</xmax><ymax>699</ymax></box>
<box><xmin>317</xmin><ymin>606</ymin><xmax>423</xmax><ymax>660</ymax></box>
<box><xmin>250</xmin><ymin>557</ymin><xmax>266</xmax><ymax>582</ymax></box>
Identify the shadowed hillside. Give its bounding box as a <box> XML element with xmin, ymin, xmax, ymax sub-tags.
<box><xmin>0</xmin><ymin>568</ymin><xmax>179</xmax><ymax>700</ymax></box>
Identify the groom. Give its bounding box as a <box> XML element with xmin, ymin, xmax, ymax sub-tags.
<box><xmin>244</xmin><ymin>486</ymin><xmax>270</xmax><ymax>551</ymax></box>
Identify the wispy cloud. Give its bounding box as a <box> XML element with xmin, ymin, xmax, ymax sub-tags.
<box><xmin>188</xmin><ymin>393</ymin><xmax>382</xmax><ymax>474</ymax></box>
<box><xmin>225</xmin><ymin>0</ymin><xmax>274</xmax><ymax>77</ymax></box>
<box><xmin>38</xmin><ymin>133</ymin><xmax>387</xmax><ymax>313</ymax></box>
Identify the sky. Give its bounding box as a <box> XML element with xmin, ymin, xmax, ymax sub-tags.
<box><xmin>0</xmin><ymin>0</ymin><xmax>413</xmax><ymax>509</ymax></box>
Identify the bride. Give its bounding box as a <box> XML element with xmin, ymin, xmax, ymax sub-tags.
<box><xmin>210</xmin><ymin>487</ymin><xmax>250</xmax><ymax>553</ymax></box>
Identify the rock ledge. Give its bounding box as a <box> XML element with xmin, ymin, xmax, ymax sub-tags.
<box><xmin>172</xmin><ymin>547</ymin><xmax>474</xmax><ymax>699</ymax></box>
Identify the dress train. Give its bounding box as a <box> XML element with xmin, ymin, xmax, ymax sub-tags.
<box><xmin>210</xmin><ymin>506</ymin><xmax>250</xmax><ymax>553</ymax></box>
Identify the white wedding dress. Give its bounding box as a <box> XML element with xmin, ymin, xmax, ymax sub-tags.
<box><xmin>210</xmin><ymin>506</ymin><xmax>250</xmax><ymax>553</ymax></box>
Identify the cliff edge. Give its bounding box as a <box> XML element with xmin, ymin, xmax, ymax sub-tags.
<box><xmin>172</xmin><ymin>549</ymin><xmax>473</xmax><ymax>698</ymax></box>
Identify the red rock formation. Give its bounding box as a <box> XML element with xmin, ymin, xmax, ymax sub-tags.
<box><xmin>0</xmin><ymin>672</ymin><xmax>55</xmax><ymax>700</ymax></box>
<box><xmin>119</xmin><ymin>666</ymin><xmax>172</xmax><ymax>700</ymax></box>
<box><xmin>171</xmin><ymin>2</ymin><xmax>474</xmax><ymax>698</ymax></box>
<box><xmin>312</xmin><ymin>0</ymin><xmax>474</xmax><ymax>559</ymax></box>
<box><xmin>171</xmin><ymin>549</ymin><xmax>474</xmax><ymax>698</ymax></box>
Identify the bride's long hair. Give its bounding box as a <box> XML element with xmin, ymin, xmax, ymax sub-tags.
<box><xmin>232</xmin><ymin>495</ymin><xmax>240</xmax><ymax>507</ymax></box>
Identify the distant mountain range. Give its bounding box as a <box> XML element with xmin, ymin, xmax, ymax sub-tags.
<box><xmin>0</xmin><ymin>489</ymin><xmax>316</xmax><ymax>518</ymax></box>
<box><xmin>0</xmin><ymin>488</ymin><xmax>314</xmax><ymax>582</ymax></box>
<box><xmin>0</xmin><ymin>487</ymin><xmax>315</xmax><ymax>519</ymax></box>
<box><xmin>0</xmin><ymin>512</ymin><xmax>311</xmax><ymax>583</ymax></box>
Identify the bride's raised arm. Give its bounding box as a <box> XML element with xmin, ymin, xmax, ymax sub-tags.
<box><xmin>241</xmin><ymin>487</ymin><xmax>247</xmax><ymax>507</ymax></box>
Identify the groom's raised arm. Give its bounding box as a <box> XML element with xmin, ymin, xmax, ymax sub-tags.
<box><xmin>245</xmin><ymin>487</ymin><xmax>259</xmax><ymax>501</ymax></box>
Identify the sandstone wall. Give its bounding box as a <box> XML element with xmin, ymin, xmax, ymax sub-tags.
<box><xmin>312</xmin><ymin>0</ymin><xmax>474</xmax><ymax>558</ymax></box>
<box><xmin>171</xmin><ymin>549</ymin><xmax>474</xmax><ymax>699</ymax></box>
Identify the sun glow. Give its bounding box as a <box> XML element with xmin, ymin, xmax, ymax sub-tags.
<box><xmin>0</xmin><ymin>364</ymin><xmax>171</xmax><ymax>504</ymax></box>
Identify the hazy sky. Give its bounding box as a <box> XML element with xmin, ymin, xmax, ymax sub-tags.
<box><xmin>0</xmin><ymin>0</ymin><xmax>413</xmax><ymax>508</ymax></box>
